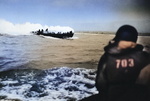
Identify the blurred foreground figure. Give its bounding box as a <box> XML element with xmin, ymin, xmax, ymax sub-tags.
<box><xmin>80</xmin><ymin>25</ymin><xmax>150</xmax><ymax>101</ymax></box>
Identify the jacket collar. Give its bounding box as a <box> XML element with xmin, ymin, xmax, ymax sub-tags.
<box><xmin>104</xmin><ymin>41</ymin><xmax>143</xmax><ymax>55</ymax></box>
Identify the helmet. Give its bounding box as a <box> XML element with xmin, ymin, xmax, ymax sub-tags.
<box><xmin>113</xmin><ymin>25</ymin><xmax>138</xmax><ymax>42</ymax></box>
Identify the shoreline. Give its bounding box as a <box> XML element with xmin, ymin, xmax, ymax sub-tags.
<box><xmin>26</xmin><ymin>33</ymin><xmax>150</xmax><ymax>70</ymax></box>
<box><xmin>75</xmin><ymin>31</ymin><xmax>150</xmax><ymax>36</ymax></box>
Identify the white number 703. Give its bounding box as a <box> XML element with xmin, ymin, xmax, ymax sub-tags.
<box><xmin>116</xmin><ymin>59</ymin><xmax>134</xmax><ymax>69</ymax></box>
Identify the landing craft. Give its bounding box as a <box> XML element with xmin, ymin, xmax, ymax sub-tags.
<box><xmin>31</xmin><ymin>29</ymin><xmax>74</xmax><ymax>39</ymax></box>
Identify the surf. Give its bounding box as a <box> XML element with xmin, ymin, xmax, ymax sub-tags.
<box><xmin>0</xmin><ymin>67</ymin><xmax>98</xmax><ymax>101</ymax></box>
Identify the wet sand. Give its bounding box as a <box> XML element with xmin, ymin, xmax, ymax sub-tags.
<box><xmin>29</xmin><ymin>32</ymin><xmax>150</xmax><ymax>70</ymax></box>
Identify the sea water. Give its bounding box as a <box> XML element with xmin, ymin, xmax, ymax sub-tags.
<box><xmin>0</xmin><ymin>34</ymin><xmax>98</xmax><ymax>101</ymax></box>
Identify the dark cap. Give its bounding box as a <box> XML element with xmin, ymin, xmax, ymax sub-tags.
<box><xmin>113</xmin><ymin>25</ymin><xmax>138</xmax><ymax>42</ymax></box>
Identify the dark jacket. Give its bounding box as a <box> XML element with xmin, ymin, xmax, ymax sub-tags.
<box><xmin>95</xmin><ymin>42</ymin><xmax>150</xmax><ymax>101</ymax></box>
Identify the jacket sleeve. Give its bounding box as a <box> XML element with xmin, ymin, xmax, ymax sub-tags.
<box><xmin>95</xmin><ymin>53</ymin><xmax>108</xmax><ymax>92</ymax></box>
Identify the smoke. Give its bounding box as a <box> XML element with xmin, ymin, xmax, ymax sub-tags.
<box><xmin>0</xmin><ymin>19</ymin><xmax>74</xmax><ymax>35</ymax></box>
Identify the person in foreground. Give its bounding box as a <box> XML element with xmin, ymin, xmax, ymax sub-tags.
<box><xmin>80</xmin><ymin>25</ymin><xmax>150</xmax><ymax>101</ymax></box>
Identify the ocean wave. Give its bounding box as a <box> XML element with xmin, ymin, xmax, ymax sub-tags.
<box><xmin>0</xmin><ymin>67</ymin><xmax>98</xmax><ymax>101</ymax></box>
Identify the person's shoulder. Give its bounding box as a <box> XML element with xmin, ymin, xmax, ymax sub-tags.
<box><xmin>142</xmin><ymin>51</ymin><xmax>150</xmax><ymax>58</ymax></box>
<box><xmin>134</xmin><ymin>44</ymin><xmax>150</xmax><ymax>56</ymax></box>
<box><xmin>138</xmin><ymin>51</ymin><xmax>150</xmax><ymax>65</ymax></box>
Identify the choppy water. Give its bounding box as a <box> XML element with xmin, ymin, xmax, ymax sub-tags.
<box><xmin>0</xmin><ymin>34</ymin><xmax>98</xmax><ymax>101</ymax></box>
<box><xmin>0</xmin><ymin>67</ymin><xmax>97</xmax><ymax>101</ymax></box>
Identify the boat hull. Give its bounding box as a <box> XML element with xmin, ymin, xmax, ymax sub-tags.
<box><xmin>40</xmin><ymin>33</ymin><xmax>74</xmax><ymax>38</ymax></box>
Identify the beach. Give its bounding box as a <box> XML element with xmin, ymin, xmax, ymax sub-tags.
<box><xmin>29</xmin><ymin>32</ymin><xmax>150</xmax><ymax>70</ymax></box>
<box><xmin>25</xmin><ymin>33</ymin><xmax>114</xmax><ymax>70</ymax></box>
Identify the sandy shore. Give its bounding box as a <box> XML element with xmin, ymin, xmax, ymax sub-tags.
<box><xmin>30</xmin><ymin>33</ymin><xmax>150</xmax><ymax>70</ymax></box>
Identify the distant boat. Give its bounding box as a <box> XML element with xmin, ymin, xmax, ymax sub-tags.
<box><xmin>31</xmin><ymin>29</ymin><xmax>74</xmax><ymax>39</ymax></box>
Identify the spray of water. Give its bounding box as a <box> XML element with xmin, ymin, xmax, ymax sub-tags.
<box><xmin>0</xmin><ymin>19</ymin><xmax>74</xmax><ymax>35</ymax></box>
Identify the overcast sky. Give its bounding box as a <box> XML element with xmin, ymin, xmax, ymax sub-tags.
<box><xmin>0</xmin><ymin>0</ymin><xmax>150</xmax><ymax>33</ymax></box>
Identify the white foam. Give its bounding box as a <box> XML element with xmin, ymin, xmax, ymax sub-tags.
<box><xmin>0</xmin><ymin>67</ymin><xmax>98</xmax><ymax>101</ymax></box>
<box><xmin>0</xmin><ymin>19</ymin><xmax>74</xmax><ymax>35</ymax></box>
<box><xmin>38</xmin><ymin>35</ymin><xmax>78</xmax><ymax>40</ymax></box>
<box><xmin>1</xmin><ymin>80</ymin><xmax>18</xmax><ymax>85</ymax></box>
<box><xmin>39</xmin><ymin>35</ymin><xmax>61</xmax><ymax>39</ymax></box>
